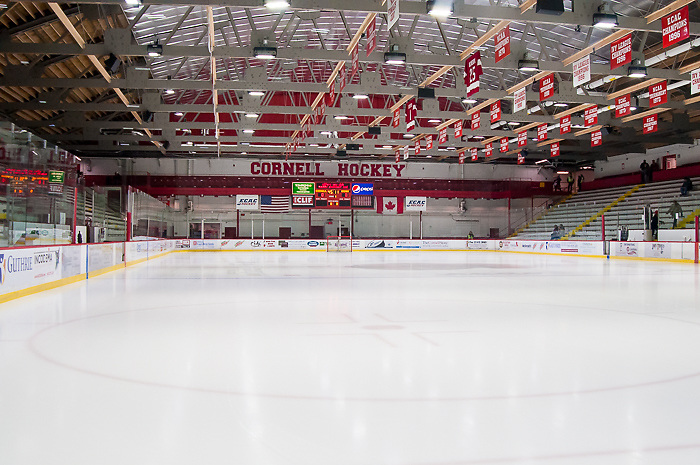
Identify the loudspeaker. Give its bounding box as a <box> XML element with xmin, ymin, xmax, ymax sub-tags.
<box><xmin>162</xmin><ymin>141</ymin><xmax>170</xmax><ymax>150</ymax></box>
<box><xmin>105</xmin><ymin>53</ymin><xmax>121</xmax><ymax>74</ymax></box>
<box><xmin>346</xmin><ymin>143</ymin><xmax>360</xmax><ymax>151</ymax></box>
<box><xmin>536</xmin><ymin>0</ymin><xmax>564</xmax><ymax>15</ymax></box>
<box><xmin>143</xmin><ymin>110</ymin><xmax>154</xmax><ymax>122</ymax></box>
<box><xmin>336</xmin><ymin>150</ymin><xmax>347</xmax><ymax>157</ymax></box>
<box><xmin>417</xmin><ymin>87</ymin><xmax>435</xmax><ymax>99</ymax></box>
<box><xmin>368</xmin><ymin>126</ymin><xmax>381</xmax><ymax>135</ymax></box>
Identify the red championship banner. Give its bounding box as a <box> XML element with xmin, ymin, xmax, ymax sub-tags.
<box><xmin>610</xmin><ymin>34</ymin><xmax>632</xmax><ymax>70</ymax></box>
<box><xmin>584</xmin><ymin>106</ymin><xmax>598</xmax><ymax>126</ymax></box>
<box><xmin>471</xmin><ymin>111</ymin><xmax>481</xmax><ymax>130</ymax></box>
<box><xmin>490</xmin><ymin>100</ymin><xmax>501</xmax><ymax>124</ymax></box>
<box><xmin>405</xmin><ymin>99</ymin><xmax>417</xmax><ymax>131</ymax></box>
<box><xmin>517</xmin><ymin>152</ymin><xmax>525</xmax><ymax>164</ymax></box>
<box><xmin>415</xmin><ymin>139</ymin><xmax>421</xmax><ymax>155</ymax></box>
<box><xmin>464</xmin><ymin>51</ymin><xmax>483</xmax><ymax>97</ymax></box>
<box><xmin>494</xmin><ymin>25</ymin><xmax>510</xmax><ymax>63</ymax></box>
<box><xmin>328</xmin><ymin>79</ymin><xmax>336</xmax><ymax>105</ymax></box>
<box><xmin>591</xmin><ymin>130</ymin><xmax>602</xmax><ymax>147</ymax></box>
<box><xmin>485</xmin><ymin>142</ymin><xmax>493</xmax><ymax>157</ymax></box>
<box><xmin>350</xmin><ymin>43</ymin><xmax>359</xmax><ymax>79</ymax></box>
<box><xmin>649</xmin><ymin>81</ymin><xmax>667</xmax><ymax>107</ymax></box>
<box><xmin>643</xmin><ymin>114</ymin><xmax>658</xmax><ymax>134</ymax></box>
<box><xmin>551</xmin><ymin>141</ymin><xmax>560</xmax><ymax>158</ymax></box>
<box><xmin>539</xmin><ymin>73</ymin><xmax>555</xmax><ymax>101</ymax></box>
<box><xmin>338</xmin><ymin>61</ymin><xmax>347</xmax><ymax>93</ymax></box>
<box><xmin>458</xmin><ymin>150</ymin><xmax>466</xmax><ymax>164</ymax></box>
<box><xmin>454</xmin><ymin>120</ymin><xmax>463</xmax><ymax>138</ymax></box>
<box><xmin>518</xmin><ymin>130</ymin><xmax>527</xmax><ymax>147</ymax></box>
<box><xmin>663</xmin><ymin>6</ymin><xmax>689</xmax><ymax>48</ymax></box>
<box><xmin>392</xmin><ymin>107</ymin><xmax>401</xmax><ymax>128</ymax></box>
<box><xmin>366</xmin><ymin>16</ymin><xmax>376</xmax><ymax>57</ymax></box>
<box><xmin>438</xmin><ymin>127</ymin><xmax>448</xmax><ymax>144</ymax></box>
<box><xmin>425</xmin><ymin>134</ymin><xmax>433</xmax><ymax>150</ymax></box>
<box><xmin>615</xmin><ymin>94</ymin><xmax>631</xmax><ymax>118</ymax></box>
<box><xmin>537</xmin><ymin>123</ymin><xmax>548</xmax><ymax>141</ymax></box>
<box><xmin>395</xmin><ymin>150</ymin><xmax>400</xmax><ymax>163</ymax></box>
<box><xmin>500</xmin><ymin>137</ymin><xmax>509</xmax><ymax>153</ymax></box>
<box><xmin>470</xmin><ymin>147</ymin><xmax>478</xmax><ymax>161</ymax></box>
<box><xmin>560</xmin><ymin>115</ymin><xmax>571</xmax><ymax>134</ymax></box>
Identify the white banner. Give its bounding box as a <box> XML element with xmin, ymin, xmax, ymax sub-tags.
<box><xmin>404</xmin><ymin>196</ymin><xmax>427</xmax><ymax>211</ymax></box>
<box><xmin>235</xmin><ymin>195</ymin><xmax>259</xmax><ymax>210</ymax></box>
<box><xmin>573</xmin><ymin>55</ymin><xmax>591</xmax><ymax>87</ymax></box>
<box><xmin>692</xmin><ymin>68</ymin><xmax>700</xmax><ymax>95</ymax></box>
<box><xmin>387</xmin><ymin>0</ymin><xmax>399</xmax><ymax>30</ymax></box>
<box><xmin>513</xmin><ymin>86</ymin><xmax>526</xmax><ymax>113</ymax></box>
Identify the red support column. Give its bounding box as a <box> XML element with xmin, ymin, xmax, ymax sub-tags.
<box><xmin>695</xmin><ymin>216</ymin><xmax>699</xmax><ymax>264</ymax></box>
<box><xmin>72</xmin><ymin>186</ymin><xmax>78</xmax><ymax>243</ymax></box>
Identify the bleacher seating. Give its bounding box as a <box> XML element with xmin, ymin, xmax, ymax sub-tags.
<box><xmin>511</xmin><ymin>176</ymin><xmax>700</xmax><ymax>240</ymax></box>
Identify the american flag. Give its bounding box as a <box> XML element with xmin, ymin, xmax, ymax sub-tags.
<box><xmin>260</xmin><ymin>195</ymin><xmax>291</xmax><ymax>213</ymax></box>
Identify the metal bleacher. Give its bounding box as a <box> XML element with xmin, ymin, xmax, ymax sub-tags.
<box><xmin>511</xmin><ymin>177</ymin><xmax>700</xmax><ymax>241</ymax></box>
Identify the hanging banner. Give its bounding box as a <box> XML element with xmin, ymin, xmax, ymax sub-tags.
<box><xmin>438</xmin><ymin>127</ymin><xmax>448</xmax><ymax>144</ymax></box>
<box><xmin>470</xmin><ymin>147</ymin><xmax>478</xmax><ymax>161</ymax></box>
<box><xmin>615</xmin><ymin>94</ymin><xmax>631</xmax><ymax>118</ymax></box>
<box><xmin>539</xmin><ymin>73</ymin><xmax>555</xmax><ymax>101</ymax></box>
<box><xmin>405</xmin><ymin>99</ymin><xmax>417</xmax><ymax>131</ymax></box>
<box><xmin>560</xmin><ymin>115</ymin><xmax>571</xmax><ymax>134</ymax></box>
<box><xmin>662</xmin><ymin>6</ymin><xmax>689</xmax><ymax>48</ymax></box>
<box><xmin>464</xmin><ymin>51</ymin><xmax>483</xmax><ymax>97</ymax></box>
<box><xmin>471</xmin><ymin>111</ymin><xmax>481</xmax><ymax>130</ymax></box>
<box><xmin>537</xmin><ymin>123</ymin><xmax>548</xmax><ymax>141</ymax></box>
<box><xmin>425</xmin><ymin>134</ymin><xmax>433</xmax><ymax>150</ymax></box>
<box><xmin>584</xmin><ymin>106</ymin><xmax>598</xmax><ymax>126</ymax></box>
<box><xmin>610</xmin><ymin>34</ymin><xmax>632</xmax><ymax>70</ymax></box>
<box><xmin>500</xmin><ymin>137</ymin><xmax>509</xmax><ymax>153</ymax></box>
<box><xmin>415</xmin><ymin>139</ymin><xmax>421</xmax><ymax>155</ymax></box>
<box><xmin>366</xmin><ymin>16</ymin><xmax>377</xmax><ymax>57</ymax></box>
<box><xmin>572</xmin><ymin>55</ymin><xmax>591</xmax><ymax>87</ymax></box>
<box><xmin>551</xmin><ymin>141</ymin><xmax>560</xmax><ymax>157</ymax></box>
<box><xmin>591</xmin><ymin>130</ymin><xmax>602</xmax><ymax>147</ymax></box>
<box><xmin>392</xmin><ymin>108</ymin><xmax>401</xmax><ymax>128</ymax></box>
<box><xmin>338</xmin><ymin>61</ymin><xmax>347</xmax><ymax>93</ymax></box>
<box><xmin>458</xmin><ymin>150</ymin><xmax>466</xmax><ymax>164</ymax></box>
<box><xmin>490</xmin><ymin>100</ymin><xmax>501</xmax><ymax>124</ymax></box>
<box><xmin>517</xmin><ymin>152</ymin><xmax>525</xmax><ymax>164</ymax></box>
<box><xmin>514</xmin><ymin>86</ymin><xmax>527</xmax><ymax>113</ymax></box>
<box><xmin>485</xmin><ymin>143</ymin><xmax>493</xmax><ymax>157</ymax></box>
<box><xmin>649</xmin><ymin>81</ymin><xmax>667</xmax><ymax>107</ymax></box>
<box><xmin>454</xmin><ymin>120</ymin><xmax>463</xmax><ymax>138</ymax></box>
<box><xmin>387</xmin><ymin>0</ymin><xmax>399</xmax><ymax>30</ymax></box>
<box><xmin>643</xmin><ymin>114</ymin><xmax>658</xmax><ymax>134</ymax></box>
<box><xmin>328</xmin><ymin>79</ymin><xmax>336</xmax><ymax>105</ymax></box>
<box><xmin>350</xmin><ymin>43</ymin><xmax>359</xmax><ymax>79</ymax></box>
<box><xmin>518</xmin><ymin>131</ymin><xmax>527</xmax><ymax>147</ymax></box>
<box><xmin>395</xmin><ymin>150</ymin><xmax>400</xmax><ymax>163</ymax></box>
<box><xmin>494</xmin><ymin>25</ymin><xmax>510</xmax><ymax>63</ymax></box>
<box><xmin>692</xmin><ymin>68</ymin><xmax>700</xmax><ymax>95</ymax></box>
<box><xmin>403</xmin><ymin>145</ymin><xmax>410</xmax><ymax>160</ymax></box>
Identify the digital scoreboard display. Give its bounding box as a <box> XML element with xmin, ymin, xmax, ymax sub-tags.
<box><xmin>315</xmin><ymin>182</ymin><xmax>351</xmax><ymax>209</ymax></box>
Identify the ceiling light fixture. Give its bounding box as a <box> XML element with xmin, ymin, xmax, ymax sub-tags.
<box><xmin>384</xmin><ymin>51</ymin><xmax>407</xmax><ymax>65</ymax></box>
<box><xmin>334</xmin><ymin>115</ymin><xmax>349</xmax><ymax>120</ymax></box>
<box><xmin>554</xmin><ymin>103</ymin><xmax>568</xmax><ymax>107</ymax></box>
<box><xmin>403</xmin><ymin>134</ymin><xmax>414</xmax><ymax>138</ymax></box>
<box><xmin>147</xmin><ymin>41</ymin><xmax>163</xmax><ymax>57</ymax></box>
<box><xmin>593</xmin><ymin>3</ymin><xmax>618</xmax><ymax>29</ymax></box>
<box><xmin>174</xmin><ymin>112</ymin><xmax>183</xmax><ymax>116</ymax></box>
<box><xmin>518</xmin><ymin>53</ymin><xmax>540</xmax><ymax>72</ymax></box>
<box><xmin>253</xmin><ymin>46</ymin><xmax>277</xmax><ymax>59</ymax></box>
<box><xmin>248</xmin><ymin>90</ymin><xmax>265</xmax><ymax>96</ymax></box>
<box><xmin>627</xmin><ymin>59</ymin><xmax>647</xmax><ymax>78</ymax></box>
<box><xmin>353</xmin><ymin>94</ymin><xmax>369</xmax><ymax>99</ymax></box>
<box><xmin>264</xmin><ymin>0</ymin><xmax>290</xmax><ymax>10</ymax></box>
<box><xmin>428</xmin><ymin>119</ymin><xmax>441</xmax><ymax>123</ymax></box>
<box><xmin>462</xmin><ymin>98</ymin><xmax>477</xmax><ymax>104</ymax></box>
<box><xmin>426</xmin><ymin>0</ymin><xmax>453</xmax><ymax>18</ymax></box>
<box><xmin>245</xmin><ymin>113</ymin><xmax>259</xmax><ymax>118</ymax></box>
<box><xmin>164</xmin><ymin>88</ymin><xmax>175</xmax><ymax>95</ymax></box>
<box><xmin>243</xmin><ymin>129</ymin><xmax>254</xmax><ymax>134</ymax></box>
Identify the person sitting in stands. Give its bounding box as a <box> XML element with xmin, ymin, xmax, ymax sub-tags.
<box><xmin>551</xmin><ymin>225</ymin><xmax>560</xmax><ymax>240</ymax></box>
<box><xmin>559</xmin><ymin>224</ymin><xmax>566</xmax><ymax>236</ymax></box>
<box><xmin>468</xmin><ymin>231</ymin><xmax>475</xmax><ymax>239</ymax></box>
<box><xmin>681</xmin><ymin>177</ymin><xmax>693</xmax><ymax>196</ymax></box>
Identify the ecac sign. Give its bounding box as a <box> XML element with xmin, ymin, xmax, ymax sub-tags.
<box><xmin>351</xmin><ymin>183</ymin><xmax>373</xmax><ymax>195</ymax></box>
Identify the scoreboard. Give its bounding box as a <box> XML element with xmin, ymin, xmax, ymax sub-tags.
<box><xmin>315</xmin><ymin>182</ymin><xmax>351</xmax><ymax>209</ymax></box>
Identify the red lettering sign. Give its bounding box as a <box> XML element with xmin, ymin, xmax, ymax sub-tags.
<box><xmin>465</xmin><ymin>51</ymin><xmax>483</xmax><ymax>97</ymax></box>
<box><xmin>615</xmin><ymin>94</ymin><xmax>631</xmax><ymax>118</ymax></box>
<box><xmin>537</xmin><ymin>124</ymin><xmax>548</xmax><ymax>142</ymax></box>
<box><xmin>500</xmin><ymin>137</ymin><xmax>509</xmax><ymax>153</ymax></box>
<box><xmin>454</xmin><ymin>120</ymin><xmax>463</xmax><ymax>138</ymax></box>
<box><xmin>470</xmin><ymin>147</ymin><xmax>478</xmax><ymax>161</ymax></box>
<box><xmin>392</xmin><ymin>108</ymin><xmax>400</xmax><ymax>128</ymax></box>
<box><xmin>649</xmin><ymin>81</ymin><xmax>667</xmax><ymax>107</ymax></box>
<box><xmin>584</xmin><ymin>106</ymin><xmax>598</xmax><ymax>126</ymax></box>
<box><xmin>485</xmin><ymin>143</ymin><xmax>493</xmax><ymax>158</ymax></box>
<box><xmin>591</xmin><ymin>130</ymin><xmax>602</xmax><ymax>147</ymax></box>
<box><xmin>494</xmin><ymin>25</ymin><xmax>510</xmax><ymax>63</ymax></box>
<box><xmin>560</xmin><ymin>115</ymin><xmax>571</xmax><ymax>134</ymax></box>
<box><xmin>338</xmin><ymin>62</ymin><xmax>347</xmax><ymax>93</ymax></box>
<box><xmin>517</xmin><ymin>152</ymin><xmax>525</xmax><ymax>164</ymax></box>
<box><xmin>471</xmin><ymin>111</ymin><xmax>481</xmax><ymax>130</ymax></box>
<box><xmin>366</xmin><ymin>16</ymin><xmax>376</xmax><ymax>57</ymax></box>
<box><xmin>458</xmin><ymin>150</ymin><xmax>466</xmax><ymax>164</ymax></box>
<box><xmin>351</xmin><ymin>43</ymin><xmax>359</xmax><ymax>79</ymax></box>
<box><xmin>405</xmin><ymin>99</ymin><xmax>417</xmax><ymax>131</ymax></box>
<box><xmin>663</xmin><ymin>6</ymin><xmax>689</xmax><ymax>48</ymax></box>
<box><xmin>415</xmin><ymin>139</ymin><xmax>421</xmax><ymax>155</ymax></box>
<box><xmin>438</xmin><ymin>127</ymin><xmax>448</xmax><ymax>144</ymax></box>
<box><xmin>551</xmin><ymin>142</ymin><xmax>560</xmax><ymax>158</ymax></box>
<box><xmin>395</xmin><ymin>150</ymin><xmax>400</xmax><ymax>163</ymax></box>
<box><xmin>517</xmin><ymin>131</ymin><xmax>527</xmax><ymax>147</ymax></box>
<box><xmin>539</xmin><ymin>73</ymin><xmax>555</xmax><ymax>101</ymax></box>
<box><xmin>426</xmin><ymin>134</ymin><xmax>433</xmax><ymax>150</ymax></box>
<box><xmin>490</xmin><ymin>101</ymin><xmax>501</xmax><ymax>124</ymax></box>
<box><xmin>643</xmin><ymin>114</ymin><xmax>658</xmax><ymax>134</ymax></box>
<box><xmin>610</xmin><ymin>34</ymin><xmax>632</xmax><ymax>70</ymax></box>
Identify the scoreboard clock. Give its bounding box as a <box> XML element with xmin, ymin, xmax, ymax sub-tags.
<box><xmin>315</xmin><ymin>182</ymin><xmax>351</xmax><ymax>208</ymax></box>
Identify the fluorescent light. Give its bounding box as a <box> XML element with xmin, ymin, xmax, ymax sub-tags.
<box><xmin>382</xmin><ymin>145</ymin><xmax>393</xmax><ymax>149</ymax></box>
<box><xmin>253</xmin><ymin>46</ymin><xmax>277</xmax><ymax>59</ymax></box>
<box><xmin>426</xmin><ymin>155</ymin><xmax>432</xmax><ymax>158</ymax></box>
<box><xmin>517</xmin><ymin>59</ymin><xmax>540</xmax><ymax>72</ymax></box>
<box><xmin>164</xmin><ymin>89</ymin><xmax>175</xmax><ymax>95</ymax></box>
<box><xmin>245</xmin><ymin>113</ymin><xmax>259</xmax><ymax>118</ymax></box>
<box><xmin>428</xmin><ymin>119</ymin><xmax>441</xmax><ymax>123</ymax></box>
<box><xmin>125</xmin><ymin>0</ymin><xmax>140</xmax><ymax>6</ymax></box>
<box><xmin>174</xmin><ymin>112</ymin><xmax>183</xmax><ymax>116</ymax></box>
<box><xmin>264</xmin><ymin>0</ymin><xmax>289</xmax><ymax>10</ymax></box>
<box><xmin>462</xmin><ymin>98</ymin><xmax>477</xmax><ymax>104</ymax></box>
<box><xmin>320</xmin><ymin>131</ymin><xmax>332</xmax><ymax>136</ymax></box>
<box><xmin>554</xmin><ymin>103</ymin><xmax>568</xmax><ymax>107</ymax></box>
<box><xmin>334</xmin><ymin>115</ymin><xmax>349</xmax><ymax>120</ymax></box>
<box><xmin>557</xmin><ymin>171</ymin><xmax>569</xmax><ymax>175</ymax></box>
<box><xmin>147</xmin><ymin>43</ymin><xmax>162</xmax><ymax>57</ymax></box>
<box><xmin>403</xmin><ymin>134</ymin><xmax>414</xmax><ymax>138</ymax></box>
<box><xmin>384</xmin><ymin>51</ymin><xmax>407</xmax><ymax>64</ymax></box>
<box><xmin>627</xmin><ymin>64</ymin><xmax>647</xmax><ymax>78</ymax></box>
<box><xmin>248</xmin><ymin>90</ymin><xmax>265</xmax><ymax>96</ymax></box>
<box><xmin>630</xmin><ymin>106</ymin><xmax>637</xmax><ymax>111</ymax></box>
<box><xmin>427</xmin><ymin>0</ymin><xmax>452</xmax><ymax>17</ymax></box>
<box><xmin>535</xmin><ymin>159</ymin><xmax>548</xmax><ymax>164</ymax></box>
<box><xmin>353</xmin><ymin>94</ymin><xmax>369</xmax><ymax>99</ymax></box>
<box><xmin>243</xmin><ymin>129</ymin><xmax>254</xmax><ymax>134</ymax></box>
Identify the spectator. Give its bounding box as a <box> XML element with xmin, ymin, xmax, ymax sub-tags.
<box><xmin>681</xmin><ymin>177</ymin><xmax>693</xmax><ymax>196</ymax></box>
<box><xmin>468</xmin><ymin>231</ymin><xmax>475</xmax><ymax>239</ymax></box>
<box><xmin>667</xmin><ymin>201</ymin><xmax>683</xmax><ymax>228</ymax></box>
<box><xmin>559</xmin><ymin>224</ymin><xmax>566</xmax><ymax>237</ymax></box>
<box><xmin>651</xmin><ymin>210</ymin><xmax>659</xmax><ymax>241</ymax></box>
<box><xmin>577</xmin><ymin>174</ymin><xmax>584</xmax><ymax>192</ymax></box>
<box><xmin>551</xmin><ymin>225</ymin><xmax>560</xmax><ymax>240</ymax></box>
<box><xmin>553</xmin><ymin>175</ymin><xmax>561</xmax><ymax>192</ymax></box>
<box><xmin>648</xmin><ymin>160</ymin><xmax>659</xmax><ymax>182</ymax></box>
<box><xmin>567</xmin><ymin>172</ymin><xmax>574</xmax><ymax>193</ymax></box>
<box><xmin>639</xmin><ymin>160</ymin><xmax>649</xmax><ymax>183</ymax></box>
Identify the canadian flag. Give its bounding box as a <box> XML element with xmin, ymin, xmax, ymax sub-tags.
<box><xmin>377</xmin><ymin>196</ymin><xmax>403</xmax><ymax>215</ymax></box>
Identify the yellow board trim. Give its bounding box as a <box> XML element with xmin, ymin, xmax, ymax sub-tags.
<box><xmin>0</xmin><ymin>274</ymin><xmax>85</xmax><ymax>305</ymax></box>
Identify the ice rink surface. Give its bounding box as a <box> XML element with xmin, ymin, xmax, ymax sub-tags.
<box><xmin>2</xmin><ymin>250</ymin><xmax>700</xmax><ymax>465</ymax></box>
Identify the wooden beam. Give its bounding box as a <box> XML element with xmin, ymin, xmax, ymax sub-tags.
<box><xmin>481</xmin><ymin>135</ymin><xmax>501</xmax><ymax>145</ymax></box>
<box><xmin>646</xmin><ymin>0</ymin><xmax>693</xmax><ymax>23</ymax></box>
<box><xmin>48</xmin><ymin>2</ymin><xmax>86</xmax><ymax>48</ymax></box>
<box><xmin>513</xmin><ymin>121</ymin><xmax>541</xmax><ymax>133</ymax></box>
<box><xmin>466</xmin><ymin>98</ymin><xmax>499</xmax><ymax>116</ymax></box>
<box><xmin>327</xmin><ymin>61</ymin><xmax>345</xmax><ymax>87</ymax></box>
<box><xmin>620</xmin><ymin>107</ymin><xmax>671</xmax><ymax>123</ymax></box>
<box><xmin>390</xmin><ymin>94</ymin><xmax>413</xmax><ymax>112</ymax></box>
<box><xmin>506</xmin><ymin>71</ymin><xmax>549</xmax><ymax>95</ymax></box>
<box><xmin>678</xmin><ymin>61</ymin><xmax>700</xmax><ymax>74</ymax></box>
<box><xmin>684</xmin><ymin>95</ymin><xmax>700</xmax><ymax>105</ymax></box>
<box><xmin>520</xmin><ymin>0</ymin><xmax>537</xmax><ymax>14</ymax></box>
<box><xmin>435</xmin><ymin>118</ymin><xmax>459</xmax><ymax>130</ymax></box>
<box><xmin>536</xmin><ymin>138</ymin><xmax>564</xmax><ymax>148</ymax></box>
<box><xmin>607</xmin><ymin>78</ymin><xmax>663</xmax><ymax>100</ymax></box>
<box><xmin>574</xmin><ymin>125</ymin><xmax>603</xmax><ymax>137</ymax></box>
<box><xmin>421</xmin><ymin>65</ymin><xmax>453</xmax><ymax>87</ymax></box>
<box><xmin>346</xmin><ymin>13</ymin><xmax>376</xmax><ymax>53</ymax></box>
<box><xmin>553</xmin><ymin>103</ymin><xmax>596</xmax><ymax>119</ymax></box>
<box><xmin>460</xmin><ymin>20</ymin><xmax>511</xmax><ymax>61</ymax></box>
<box><xmin>562</xmin><ymin>29</ymin><xmax>633</xmax><ymax>66</ymax></box>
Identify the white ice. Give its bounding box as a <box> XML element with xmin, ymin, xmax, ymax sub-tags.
<box><xmin>1</xmin><ymin>250</ymin><xmax>700</xmax><ymax>465</ymax></box>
